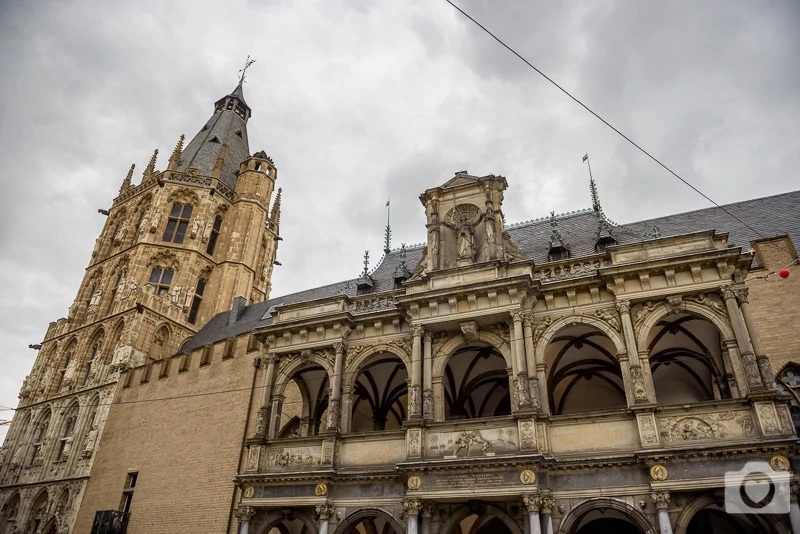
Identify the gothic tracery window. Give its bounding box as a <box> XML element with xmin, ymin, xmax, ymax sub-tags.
<box><xmin>148</xmin><ymin>267</ymin><xmax>174</xmax><ymax>295</ymax></box>
<box><xmin>162</xmin><ymin>203</ymin><xmax>193</xmax><ymax>244</ymax></box>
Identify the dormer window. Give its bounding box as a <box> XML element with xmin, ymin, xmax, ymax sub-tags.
<box><xmin>548</xmin><ymin>246</ymin><xmax>570</xmax><ymax>262</ymax></box>
<box><xmin>595</xmin><ymin>236</ymin><xmax>616</xmax><ymax>253</ymax></box>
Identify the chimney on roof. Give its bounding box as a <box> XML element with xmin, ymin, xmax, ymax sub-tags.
<box><xmin>229</xmin><ymin>296</ymin><xmax>247</xmax><ymax>326</ymax></box>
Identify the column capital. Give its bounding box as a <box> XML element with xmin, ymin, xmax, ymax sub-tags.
<box><xmin>333</xmin><ymin>341</ymin><xmax>347</xmax><ymax>355</ymax></box>
<box><xmin>403</xmin><ymin>498</ymin><xmax>423</xmax><ymax>517</ymax></box>
<box><xmin>733</xmin><ymin>286</ymin><xmax>750</xmax><ymax>305</ymax></box>
<box><xmin>261</xmin><ymin>353</ymin><xmax>279</xmax><ymax>366</ymax></box>
<box><xmin>412</xmin><ymin>324</ymin><xmax>425</xmax><ymax>338</ymax></box>
<box><xmin>316</xmin><ymin>504</ymin><xmax>335</xmax><ymax>521</ymax></box>
<box><xmin>423</xmin><ymin>331</ymin><xmax>433</xmax><ymax>343</ymax></box>
<box><xmin>615</xmin><ymin>299</ymin><xmax>631</xmax><ymax>315</ymax></box>
<box><xmin>522</xmin><ymin>494</ymin><xmax>541</xmax><ymax>513</ymax></box>
<box><xmin>235</xmin><ymin>506</ymin><xmax>257</xmax><ymax>522</ymax></box>
<box><xmin>650</xmin><ymin>491</ymin><xmax>670</xmax><ymax>509</ymax></box>
<box><xmin>540</xmin><ymin>494</ymin><xmax>555</xmax><ymax>515</ymax></box>
<box><xmin>720</xmin><ymin>285</ymin><xmax>736</xmax><ymax>301</ymax></box>
<box><xmin>510</xmin><ymin>309</ymin><xmax>525</xmax><ymax>323</ymax></box>
<box><xmin>523</xmin><ymin>313</ymin><xmax>534</xmax><ymax>328</ymax></box>
<box><xmin>421</xmin><ymin>502</ymin><xmax>437</xmax><ymax>518</ymax></box>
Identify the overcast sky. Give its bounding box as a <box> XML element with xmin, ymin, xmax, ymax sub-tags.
<box><xmin>1</xmin><ymin>0</ymin><xmax>798</xmax><ymax>440</ymax></box>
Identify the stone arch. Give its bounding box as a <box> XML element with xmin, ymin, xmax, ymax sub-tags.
<box><xmin>336</xmin><ymin>507</ymin><xmax>404</xmax><ymax>534</ymax></box>
<box><xmin>343</xmin><ymin>343</ymin><xmax>412</xmax><ymax>392</ymax></box>
<box><xmin>0</xmin><ymin>491</ymin><xmax>21</xmax><ymax>528</ymax></box>
<box><xmin>535</xmin><ymin>314</ymin><xmax>627</xmax><ymax>361</ymax></box>
<box><xmin>433</xmin><ymin>331</ymin><xmax>512</xmax><ymax>378</ymax></box>
<box><xmin>558</xmin><ymin>497</ymin><xmax>656</xmax><ymax>534</ymax></box>
<box><xmin>272</xmin><ymin>353</ymin><xmax>334</xmax><ymax>437</ymax></box>
<box><xmin>148</xmin><ymin>323</ymin><xmax>172</xmax><ymax>361</ymax></box>
<box><xmin>24</xmin><ymin>487</ymin><xmax>50</xmax><ymax>529</ymax></box>
<box><xmin>438</xmin><ymin>503</ymin><xmax>523</xmax><ymax>534</ymax></box>
<box><xmin>636</xmin><ymin>301</ymin><xmax>734</xmax><ymax>353</ymax></box>
<box><xmin>254</xmin><ymin>508</ymin><xmax>318</xmax><ymax>534</ymax></box>
<box><xmin>274</xmin><ymin>354</ymin><xmax>335</xmax><ymax>394</ymax></box>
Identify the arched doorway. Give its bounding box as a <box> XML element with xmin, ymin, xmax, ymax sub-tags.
<box><xmin>558</xmin><ymin>499</ymin><xmax>656</xmax><ymax>534</ymax></box>
<box><xmin>444</xmin><ymin>343</ymin><xmax>511</xmax><ymax>420</ymax></box>
<box><xmin>455</xmin><ymin>514</ymin><xmax>513</xmax><ymax>533</ymax></box>
<box><xmin>336</xmin><ymin>508</ymin><xmax>404</xmax><ymax>534</ymax></box>
<box><xmin>256</xmin><ymin>508</ymin><xmax>318</xmax><ymax>534</ymax></box>
<box><xmin>441</xmin><ymin>502</ymin><xmax>522</xmax><ymax>534</ymax></box>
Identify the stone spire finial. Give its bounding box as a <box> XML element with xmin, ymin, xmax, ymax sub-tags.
<box><xmin>384</xmin><ymin>199</ymin><xmax>392</xmax><ymax>255</ymax></box>
<box><xmin>212</xmin><ymin>143</ymin><xmax>228</xmax><ymax>179</ymax></box>
<box><xmin>167</xmin><ymin>134</ymin><xmax>185</xmax><ymax>171</ymax></box>
<box><xmin>549</xmin><ymin>211</ymin><xmax>567</xmax><ymax>248</ymax></box>
<box><xmin>269</xmin><ymin>188</ymin><xmax>282</xmax><ymax>227</ymax></box>
<box><xmin>362</xmin><ymin>250</ymin><xmax>370</xmax><ymax>278</ymax></box>
<box><xmin>120</xmin><ymin>163</ymin><xmax>135</xmax><ymax>193</ymax></box>
<box><xmin>144</xmin><ymin>149</ymin><xmax>158</xmax><ymax>177</ymax></box>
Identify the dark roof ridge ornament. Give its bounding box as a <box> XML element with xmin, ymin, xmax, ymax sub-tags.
<box><xmin>549</xmin><ymin>210</ymin><xmax>568</xmax><ymax>249</ymax></box>
<box><xmin>384</xmin><ymin>199</ymin><xmax>392</xmax><ymax>254</ymax></box>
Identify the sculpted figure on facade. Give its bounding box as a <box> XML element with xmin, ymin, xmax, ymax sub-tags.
<box><xmin>82</xmin><ymin>425</ymin><xmax>98</xmax><ymax>458</ymax></box>
<box><xmin>60</xmin><ymin>434</ymin><xmax>74</xmax><ymax>462</ymax></box>
<box><xmin>114</xmin><ymin>222</ymin><xmax>128</xmax><ymax>244</ymax></box>
<box><xmin>457</xmin><ymin>226</ymin><xmax>475</xmax><ymax>261</ymax></box>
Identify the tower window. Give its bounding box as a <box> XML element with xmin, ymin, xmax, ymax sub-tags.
<box><xmin>119</xmin><ymin>472</ymin><xmax>138</xmax><ymax>516</ymax></box>
<box><xmin>188</xmin><ymin>278</ymin><xmax>206</xmax><ymax>324</ymax></box>
<box><xmin>235</xmin><ymin>130</ymin><xmax>242</xmax><ymax>138</ymax></box>
<box><xmin>162</xmin><ymin>203</ymin><xmax>193</xmax><ymax>244</ymax></box>
<box><xmin>149</xmin><ymin>268</ymin><xmax>174</xmax><ymax>295</ymax></box>
<box><xmin>548</xmin><ymin>246</ymin><xmax>570</xmax><ymax>262</ymax></box>
<box><xmin>206</xmin><ymin>217</ymin><xmax>223</xmax><ymax>255</ymax></box>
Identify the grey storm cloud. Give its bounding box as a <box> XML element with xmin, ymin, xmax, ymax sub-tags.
<box><xmin>0</xmin><ymin>0</ymin><xmax>798</xmax><ymax>439</ymax></box>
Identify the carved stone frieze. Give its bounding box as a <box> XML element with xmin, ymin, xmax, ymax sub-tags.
<box><xmin>422</xmin><ymin>390</ymin><xmax>433</xmax><ymax>419</ymax></box>
<box><xmin>407</xmin><ymin>428</ymin><xmax>422</xmax><ymax>457</ymax></box>
<box><xmin>754</xmin><ymin>402</ymin><xmax>781</xmax><ymax>436</ymax></box>
<box><xmin>657</xmin><ymin>410</ymin><xmax>755</xmax><ymax>444</ymax></box>
<box><xmin>636</xmin><ymin>412</ymin><xmax>659</xmax><ymax>446</ymax></box>
<box><xmin>630</xmin><ymin>366</ymin><xmax>648</xmax><ymax>402</ymax></box>
<box><xmin>265</xmin><ymin>446</ymin><xmax>321</xmax><ymax>469</ymax></box>
<box><xmin>246</xmin><ymin>445</ymin><xmax>261</xmax><ymax>472</ymax></box>
<box><xmin>592</xmin><ymin>308</ymin><xmax>621</xmax><ymax>332</ymax></box>
<box><xmin>518</xmin><ymin>420</ymin><xmax>536</xmax><ymax>450</ymax></box>
<box><xmin>532</xmin><ymin>316</ymin><xmax>555</xmax><ymax>345</ymax></box>
<box><xmin>427</xmin><ymin>428</ymin><xmax>517</xmax><ymax>458</ymax></box>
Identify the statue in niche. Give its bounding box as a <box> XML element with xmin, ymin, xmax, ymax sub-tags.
<box><xmin>62</xmin><ymin>357</ymin><xmax>78</xmax><ymax>390</ymax></box>
<box><xmin>429</xmin><ymin>230</ymin><xmax>440</xmax><ymax>264</ymax></box>
<box><xmin>61</xmin><ymin>434</ymin><xmax>74</xmax><ymax>461</ymax></box>
<box><xmin>137</xmin><ymin>211</ymin><xmax>149</xmax><ymax>237</ymax></box>
<box><xmin>457</xmin><ymin>227</ymin><xmax>475</xmax><ymax>260</ymax></box>
<box><xmin>171</xmin><ymin>285</ymin><xmax>182</xmax><ymax>305</ymax></box>
<box><xmin>149</xmin><ymin>211</ymin><xmax>161</xmax><ymax>233</ymax></box>
<box><xmin>89</xmin><ymin>289</ymin><xmax>102</xmax><ymax>307</ymax></box>
<box><xmin>114</xmin><ymin>222</ymin><xmax>128</xmax><ymax>243</ymax></box>
<box><xmin>83</xmin><ymin>424</ymin><xmax>98</xmax><ymax>456</ymax></box>
<box><xmin>116</xmin><ymin>276</ymin><xmax>126</xmax><ymax>299</ymax></box>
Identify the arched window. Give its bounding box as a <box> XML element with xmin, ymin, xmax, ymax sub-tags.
<box><xmin>187</xmin><ymin>278</ymin><xmax>207</xmax><ymax>325</ymax></box>
<box><xmin>0</xmin><ymin>493</ymin><xmax>20</xmax><ymax>532</ymax></box>
<box><xmin>351</xmin><ymin>353</ymin><xmax>408</xmax><ymax>432</ymax></box>
<box><xmin>444</xmin><ymin>343</ymin><xmax>510</xmax><ymax>420</ymax></box>
<box><xmin>29</xmin><ymin>411</ymin><xmax>51</xmax><ymax>466</ymax></box>
<box><xmin>56</xmin><ymin>405</ymin><xmax>78</xmax><ymax>462</ymax></box>
<box><xmin>777</xmin><ymin>365</ymin><xmax>800</xmax><ymax>435</ymax></box>
<box><xmin>162</xmin><ymin>203</ymin><xmax>193</xmax><ymax>244</ymax></box>
<box><xmin>206</xmin><ymin>216</ymin><xmax>223</xmax><ymax>255</ymax></box>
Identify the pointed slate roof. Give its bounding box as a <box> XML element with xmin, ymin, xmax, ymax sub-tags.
<box><xmin>177</xmin><ymin>84</ymin><xmax>252</xmax><ymax>191</ymax></box>
<box><xmin>180</xmin><ymin>189</ymin><xmax>800</xmax><ymax>352</ymax></box>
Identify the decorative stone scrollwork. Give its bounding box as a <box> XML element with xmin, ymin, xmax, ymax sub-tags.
<box><xmin>519</xmin><ymin>420</ymin><xmax>535</xmax><ymax>450</ymax></box>
<box><xmin>630</xmin><ymin>366</ymin><xmax>648</xmax><ymax>402</ymax></box>
<box><xmin>422</xmin><ymin>390</ymin><xmax>433</xmax><ymax>419</ymax></box>
<box><xmin>532</xmin><ymin>317</ymin><xmax>554</xmax><ymax>344</ymax></box>
<box><xmin>632</xmin><ymin>301</ymin><xmax>658</xmax><ymax>327</ymax></box>
<box><xmin>685</xmin><ymin>293</ymin><xmax>726</xmax><ymax>315</ymax></box>
<box><xmin>593</xmin><ymin>307</ymin><xmax>621</xmax><ymax>332</ymax></box>
<box><xmin>408</xmin><ymin>428</ymin><xmax>422</xmax><ymax>457</ymax></box>
<box><xmin>408</xmin><ymin>386</ymin><xmax>421</xmax><ymax>417</ymax></box>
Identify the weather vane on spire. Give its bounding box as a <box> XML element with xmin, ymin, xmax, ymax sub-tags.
<box><xmin>238</xmin><ymin>55</ymin><xmax>256</xmax><ymax>86</ymax></box>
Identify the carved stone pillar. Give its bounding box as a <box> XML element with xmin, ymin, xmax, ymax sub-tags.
<box><xmin>790</xmin><ymin>484</ymin><xmax>800</xmax><ymax>534</ymax></box>
<box><xmin>327</xmin><ymin>342</ymin><xmax>346</xmax><ymax>431</ymax></box>
<box><xmin>617</xmin><ymin>300</ymin><xmax>654</xmax><ymax>404</ymax></box>
<box><xmin>316</xmin><ymin>504</ymin><xmax>335</xmax><ymax>534</ymax></box>
<box><xmin>522</xmin><ymin>494</ymin><xmax>542</xmax><ymax>534</ymax></box>
<box><xmin>540</xmin><ymin>492</ymin><xmax>554</xmax><ymax>534</ymax></box>
<box><xmin>404</xmin><ymin>499</ymin><xmax>422</xmax><ymax>534</ymax></box>
<box><xmin>421</xmin><ymin>502</ymin><xmax>435</xmax><ymax>534</ymax></box>
<box><xmin>522</xmin><ymin>314</ymin><xmax>541</xmax><ymax>409</ymax></box>
<box><xmin>235</xmin><ymin>506</ymin><xmax>256</xmax><ymax>534</ymax></box>
<box><xmin>650</xmin><ymin>492</ymin><xmax>672</xmax><ymax>534</ymax></box>
<box><xmin>511</xmin><ymin>310</ymin><xmax>531</xmax><ymax>408</ymax></box>
<box><xmin>257</xmin><ymin>354</ymin><xmax>278</xmax><ymax>438</ymax></box>
<box><xmin>735</xmin><ymin>287</ymin><xmax>776</xmax><ymax>390</ymax></box>
<box><xmin>722</xmin><ymin>286</ymin><xmax>764</xmax><ymax>391</ymax></box>
<box><xmin>267</xmin><ymin>394</ymin><xmax>283</xmax><ymax>439</ymax></box>
<box><xmin>423</xmin><ymin>332</ymin><xmax>433</xmax><ymax>420</ymax></box>
<box><xmin>410</xmin><ymin>325</ymin><xmax>424</xmax><ymax>419</ymax></box>
<box><xmin>536</xmin><ymin>363</ymin><xmax>551</xmax><ymax>415</ymax></box>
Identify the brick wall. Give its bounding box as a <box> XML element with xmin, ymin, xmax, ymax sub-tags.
<box><xmin>74</xmin><ymin>337</ymin><xmax>260</xmax><ymax>534</ymax></box>
<box><xmin>746</xmin><ymin>236</ymin><xmax>800</xmax><ymax>375</ymax></box>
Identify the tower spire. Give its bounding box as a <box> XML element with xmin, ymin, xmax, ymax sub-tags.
<box><xmin>212</xmin><ymin>144</ymin><xmax>228</xmax><ymax>180</ymax></box>
<box><xmin>383</xmin><ymin>199</ymin><xmax>391</xmax><ymax>254</ymax></box>
<box><xmin>269</xmin><ymin>187</ymin><xmax>282</xmax><ymax>228</ymax></box>
<box><xmin>144</xmin><ymin>149</ymin><xmax>158</xmax><ymax>177</ymax></box>
<box><xmin>167</xmin><ymin>134</ymin><xmax>185</xmax><ymax>171</ymax></box>
<box><xmin>238</xmin><ymin>55</ymin><xmax>256</xmax><ymax>86</ymax></box>
<box><xmin>120</xmin><ymin>163</ymin><xmax>135</xmax><ymax>193</ymax></box>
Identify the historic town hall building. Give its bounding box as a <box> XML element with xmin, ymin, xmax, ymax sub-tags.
<box><xmin>1</xmin><ymin>77</ymin><xmax>799</xmax><ymax>534</ymax></box>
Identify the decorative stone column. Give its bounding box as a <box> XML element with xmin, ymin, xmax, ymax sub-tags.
<box><xmin>421</xmin><ymin>502</ymin><xmax>435</xmax><ymax>534</ymax></box>
<box><xmin>327</xmin><ymin>342</ymin><xmax>346</xmax><ymax>431</ymax></box>
<box><xmin>256</xmin><ymin>353</ymin><xmax>278</xmax><ymax>438</ymax></box>
<box><xmin>235</xmin><ymin>506</ymin><xmax>256</xmax><ymax>534</ymax></box>
<box><xmin>404</xmin><ymin>498</ymin><xmax>422</xmax><ymax>534</ymax></box>
<box><xmin>650</xmin><ymin>492</ymin><xmax>672</xmax><ymax>534</ymax></box>
<box><xmin>617</xmin><ymin>300</ymin><xmax>654</xmax><ymax>404</ymax></box>
<box><xmin>410</xmin><ymin>326</ymin><xmax>424</xmax><ymax>419</ymax></box>
<box><xmin>522</xmin><ymin>314</ymin><xmax>541</xmax><ymax>410</ymax></box>
<box><xmin>267</xmin><ymin>393</ymin><xmax>283</xmax><ymax>439</ymax></box>
<box><xmin>790</xmin><ymin>483</ymin><xmax>800</xmax><ymax>534</ymax></box>
<box><xmin>734</xmin><ymin>287</ymin><xmax>776</xmax><ymax>389</ymax></box>
<box><xmin>423</xmin><ymin>332</ymin><xmax>433</xmax><ymax>420</ymax></box>
<box><xmin>316</xmin><ymin>504</ymin><xmax>335</xmax><ymax>534</ymax></box>
<box><xmin>522</xmin><ymin>494</ymin><xmax>542</xmax><ymax>534</ymax></box>
<box><xmin>540</xmin><ymin>492</ymin><xmax>554</xmax><ymax>534</ymax></box>
<box><xmin>721</xmin><ymin>286</ymin><xmax>764</xmax><ymax>391</ymax></box>
<box><xmin>511</xmin><ymin>311</ymin><xmax>532</xmax><ymax>408</ymax></box>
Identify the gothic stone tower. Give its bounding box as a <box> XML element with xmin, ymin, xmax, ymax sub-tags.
<box><xmin>0</xmin><ymin>81</ymin><xmax>281</xmax><ymax>533</ymax></box>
